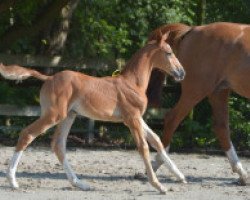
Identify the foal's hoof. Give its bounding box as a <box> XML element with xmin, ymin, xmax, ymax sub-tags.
<box><xmin>180</xmin><ymin>178</ymin><xmax>188</xmax><ymax>184</ymax></box>
<box><xmin>176</xmin><ymin>174</ymin><xmax>187</xmax><ymax>184</ymax></box>
<box><xmin>159</xmin><ymin>187</ymin><xmax>167</xmax><ymax>195</ymax></box>
<box><xmin>7</xmin><ymin>176</ymin><xmax>19</xmax><ymax>189</ymax></box>
<box><xmin>72</xmin><ymin>179</ymin><xmax>93</xmax><ymax>191</ymax></box>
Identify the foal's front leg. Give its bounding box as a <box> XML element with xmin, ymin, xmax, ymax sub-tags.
<box><xmin>141</xmin><ymin>119</ymin><xmax>186</xmax><ymax>183</ymax></box>
<box><xmin>126</xmin><ymin>117</ymin><xmax>167</xmax><ymax>194</ymax></box>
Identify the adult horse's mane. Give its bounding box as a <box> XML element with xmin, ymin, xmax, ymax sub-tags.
<box><xmin>146</xmin><ymin>23</ymin><xmax>192</xmax><ymax>107</ymax></box>
<box><xmin>148</xmin><ymin>23</ymin><xmax>192</xmax><ymax>48</ymax></box>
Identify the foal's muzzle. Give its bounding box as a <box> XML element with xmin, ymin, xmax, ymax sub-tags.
<box><xmin>171</xmin><ymin>67</ymin><xmax>185</xmax><ymax>81</ymax></box>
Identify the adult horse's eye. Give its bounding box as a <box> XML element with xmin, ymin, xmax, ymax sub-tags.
<box><xmin>166</xmin><ymin>52</ymin><xmax>172</xmax><ymax>56</ymax></box>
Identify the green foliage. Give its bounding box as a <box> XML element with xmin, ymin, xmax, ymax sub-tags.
<box><xmin>0</xmin><ymin>82</ymin><xmax>39</xmax><ymax>106</ymax></box>
<box><xmin>205</xmin><ymin>0</ymin><xmax>250</xmax><ymax>24</ymax></box>
<box><xmin>13</xmin><ymin>0</ymin><xmax>42</xmax><ymax>26</ymax></box>
<box><xmin>228</xmin><ymin>95</ymin><xmax>250</xmax><ymax>150</ymax></box>
<box><xmin>67</xmin><ymin>0</ymin><xmax>196</xmax><ymax>60</ymax></box>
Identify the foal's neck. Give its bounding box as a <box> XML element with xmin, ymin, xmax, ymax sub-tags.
<box><xmin>121</xmin><ymin>45</ymin><xmax>156</xmax><ymax>92</ymax></box>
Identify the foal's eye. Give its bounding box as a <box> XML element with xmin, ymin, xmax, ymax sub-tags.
<box><xmin>166</xmin><ymin>52</ymin><xmax>172</xmax><ymax>56</ymax></box>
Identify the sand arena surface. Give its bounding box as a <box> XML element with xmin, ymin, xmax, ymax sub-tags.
<box><xmin>0</xmin><ymin>146</ymin><xmax>249</xmax><ymax>200</ymax></box>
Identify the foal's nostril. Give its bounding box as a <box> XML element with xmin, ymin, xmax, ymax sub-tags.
<box><xmin>179</xmin><ymin>69</ymin><xmax>185</xmax><ymax>79</ymax></box>
<box><xmin>171</xmin><ymin>70</ymin><xmax>180</xmax><ymax>78</ymax></box>
<box><xmin>171</xmin><ymin>68</ymin><xmax>185</xmax><ymax>81</ymax></box>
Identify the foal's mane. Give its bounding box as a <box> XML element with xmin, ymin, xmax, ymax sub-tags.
<box><xmin>147</xmin><ymin>23</ymin><xmax>192</xmax><ymax>107</ymax></box>
<box><xmin>121</xmin><ymin>43</ymin><xmax>159</xmax><ymax>87</ymax></box>
<box><xmin>121</xmin><ymin>43</ymin><xmax>153</xmax><ymax>74</ymax></box>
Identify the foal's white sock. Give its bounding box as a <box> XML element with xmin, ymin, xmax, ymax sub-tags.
<box><xmin>159</xmin><ymin>150</ymin><xmax>186</xmax><ymax>183</ymax></box>
<box><xmin>7</xmin><ymin>151</ymin><xmax>23</xmax><ymax>188</ymax></box>
<box><xmin>63</xmin><ymin>159</ymin><xmax>91</xmax><ymax>190</ymax></box>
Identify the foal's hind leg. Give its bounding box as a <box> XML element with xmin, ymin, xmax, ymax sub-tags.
<box><xmin>51</xmin><ymin>112</ymin><xmax>91</xmax><ymax>190</ymax></box>
<box><xmin>7</xmin><ymin>112</ymin><xmax>60</xmax><ymax>188</ymax></box>
<box><xmin>125</xmin><ymin>117</ymin><xmax>167</xmax><ymax>193</ymax></box>
<box><xmin>209</xmin><ymin>89</ymin><xmax>248</xmax><ymax>185</ymax></box>
<box><xmin>141</xmin><ymin>119</ymin><xmax>186</xmax><ymax>183</ymax></box>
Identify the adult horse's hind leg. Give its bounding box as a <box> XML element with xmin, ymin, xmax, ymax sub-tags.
<box><xmin>125</xmin><ymin>117</ymin><xmax>167</xmax><ymax>194</ymax></box>
<box><xmin>140</xmin><ymin>119</ymin><xmax>186</xmax><ymax>183</ymax></box>
<box><xmin>51</xmin><ymin>112</ymin><xmax>91</xmax><ymax>190</ymax></box>
<box><xmin>209</xmin><ymin>89</ymin><xmax>248</xmax><ymax>185</ymax></box>
<box><xmin>7</xmin><ymin>111</ymin><xmax>61</xmax><ymax>188</ymax></box>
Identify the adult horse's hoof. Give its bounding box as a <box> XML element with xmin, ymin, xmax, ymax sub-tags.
<box><xmin>238</xmin><ymin>176</ymin><xmax>249</xmax><ymax>186</ymax></box>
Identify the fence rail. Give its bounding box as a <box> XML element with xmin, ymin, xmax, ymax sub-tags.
<box><xmin>0</xmin><ymin>53</ymin><xmax>114</xmax><ymax>69</ymax></box>
<box><xmin>0</xmin><ymin>104</ymin><xmax>40</xmax><ymax>117</ymax></box>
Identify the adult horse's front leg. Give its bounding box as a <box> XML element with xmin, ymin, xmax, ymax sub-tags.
<box><xmin>125</xmin><ymin>117</ymin><xmax>167</xmax><ymax>194</ymax></box>
<box><xmin>209</xmin><ymin>89</ymin><xmax>248</xmax><ymax>185</ymax></box>
<box><xmin>152</xmin><ymin>90</ymin><xmax>205</xmax><ymax>172</ymax></box>
<box><xmin>51</xmin><ymin>112</ymin><xmax>91</xmax><ymax>190</ymax></box>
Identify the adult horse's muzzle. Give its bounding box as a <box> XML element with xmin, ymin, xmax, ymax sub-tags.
<box><xmin>170</xmin><ymin>67</ymin><xmax>185</xmax><ymax>82</ymax></box>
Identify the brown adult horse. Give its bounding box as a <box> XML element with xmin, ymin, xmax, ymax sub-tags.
<box><xmin>1</xmin><ymin>33</ymin><xmax>186</xmax><ymax>193</ymax></box>
<box><xmin>147</xmin><ymin>22</ymin><xmax>249</xmax><ymax>185</ymax></box>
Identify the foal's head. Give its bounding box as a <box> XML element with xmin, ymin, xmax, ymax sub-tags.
<box><xmin>149</xmin><ymin>33</ymin><xmax>185</xmax><ymax>81</ymax></box>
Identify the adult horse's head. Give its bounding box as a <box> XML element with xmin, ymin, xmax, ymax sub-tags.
<box><xmin>149</xmin><ymin>32</ymin><xmax>185</xmax><ymax>81</ymax></box>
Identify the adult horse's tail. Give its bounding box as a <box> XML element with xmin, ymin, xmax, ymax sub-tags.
<box><xmin>0</xmin><ymin>63</ymin><xmax>51</xmax><ymax>81</ymax></box>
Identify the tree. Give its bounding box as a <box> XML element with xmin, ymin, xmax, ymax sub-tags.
<box><xmin>196</xmin><ymin>0</ymin><xmax>206</xmax><ymax>25</ymax></box>
<box><xmin>0</xmin><ymin>0</ymin><xmax>71</xmax><ymax>52</ymax></box>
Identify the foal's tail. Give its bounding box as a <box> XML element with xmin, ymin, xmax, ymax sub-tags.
<box><xmin>0</xmin><ymin>63</ymin><xmax>51</xmax><ymax>81</ymax></box>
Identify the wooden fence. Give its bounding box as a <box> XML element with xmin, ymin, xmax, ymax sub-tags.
<box><xmin>0</xmin><ymin>53</ymin><xmax>114</xmax><ymax>69</ymax></box>
<box><xmin>0</xmin><ymin>54</ymin><xmax>113</xmax><ymax>143</ymax></box>
<box><xmin>0</xmin><ymin>104</ymin><xmax>95</xmax><ymax>143</ymax></box>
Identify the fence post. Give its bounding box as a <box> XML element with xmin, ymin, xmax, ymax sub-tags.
<box><xmin>87</xmin><ymin>119</ymin><xmax>95</xmax><ymax>144</ymax></box>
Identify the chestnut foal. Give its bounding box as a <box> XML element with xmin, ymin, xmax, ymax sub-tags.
<box><xmin>1</xmin><ymin>33</ymin><xmax>186</xmax><ymax>193</ymax></box>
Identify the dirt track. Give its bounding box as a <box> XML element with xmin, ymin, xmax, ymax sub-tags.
<box><xmin>0</xmin><ymin>146</ymin><xmax>249</xmax><ymax>200</ymax></box>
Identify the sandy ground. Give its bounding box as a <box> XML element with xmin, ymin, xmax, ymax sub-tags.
<box><xmin>0</xmin><ymin>146</ymin><xmax>249</xmax><ymax>200</ymax></box>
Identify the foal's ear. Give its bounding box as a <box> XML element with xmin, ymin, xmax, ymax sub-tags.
<box><xmin>159</xmin><ymin>31</ymin><xmax>170</xmax><ymax>47</ymax></box>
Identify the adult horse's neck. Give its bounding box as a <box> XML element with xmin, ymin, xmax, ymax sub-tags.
<box><xmin>121</xmin><ymin>44</ymin><xmax>157</xmax><ymax>92</ymax></box>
